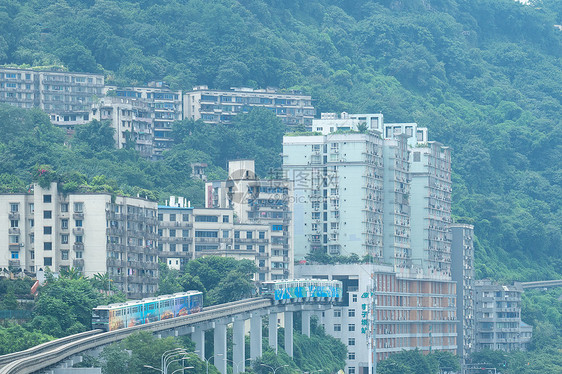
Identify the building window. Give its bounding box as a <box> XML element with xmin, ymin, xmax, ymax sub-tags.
<box><xmin>182</xmin><ymin>213</ymin><xmax>189</xmax><ymax>221</ymax></box>
<box><xmin>44</xmin><ymin>226</ymin><xmax>52</xmax><ymax>235</ymax></box>
<box><xmin>348</xmin><ymin>324</ymin><xmax>355</xmax><ymax>332</ymax></box>
<box><xmin>334</xmin><ymin>310</ymin><xmax>341</xmax><ymax>317</ymax></box>
<box><xmin>169</xmin><ymin>243</ymin><xmax>176</xmax><ymax>252</ymax></box>
<box><xmin>158</xmin><ymin>213</ymin><xmax>163</xmax><ymax>221</ymax></box>
<box><xmin>74</xmin><ymin>202</ymin><xmax>83</xmax><ymax>212</ymax></box>
<box><xmin>29</xmin><ymin>219</ymin><xmax>34</xmax><ymax>227</ymax></box>
<box><xmin>169</xmin><ymin>229</ymin><xmax>176</xmax><ymax>237</ymax></box>
<box><xmin>259</xmin><ymin>245</ymin><xmax>265</xmax><ymax>253</ymax></box>
<box><xmin>234</xmin><ymin>231</ymin><xmax>240</xmax><ymax>239</ymax></box>
<box><xmin>348</xmin><ymin>367</ymin><xmax>355</xmax><ymax>374</ymax></box>
<box><xmin>60</xmin><ymin>203</ymin><xmax>69</xmax><ymax>212</ymax></box>
<box><xmin>44</xmin><ymin>257</ymin><xmax>52</xmax><ymax>266</ymax></box>
<box><xmin>10</xmin><ymin>251</ymin><xmax>19</xmax><ymax>259</ymax></box>
<box><xmin>348</xmin><ymin>338</ymin><xmax>355</xmax><ymax>346</ymax></box>
<box><xmin>9</xmin><ymin>235</ymin><xmax>19</xmax><ymax>244</ymax></box>
<box><xmin>223</xmin><ymin>230</ymin><xmax>229</xmax><ymax>238</ymax></box>
<box><xmin>194</xmin><ymin>231</ymin><xmax>218</xmax><ymax>238</ymax></box>
<box><xmin>195</xmin><ymin>215</ymin><xmax>218</xmax><ymax>222</ymax></box>
<box><xmin>259</xmin><ymin>231</ymin><xmax>265</xmax><ymax>239</ymax></box>
<box><xmin>76</xmin><ymin>251</ymin><xmax>83</xmax><ymax>259</ymax></box>
<box><xmin>43</xmin><ymin>195</ymin><xmax>52</xmax><ymax>203</ymax></box>
<box><xmin>61</xmin><ymin>234</ymin><xmax>69</xmax><ymax>244</ymax></box>
<box><xmin>222</xmin><ymin>215</ymin><xmax>229</xmax><ymax>223</ymax></box>
<box><xmin>29</xmin><ymin>203</ymin><xmax>34</xmax><ymax>213</ymax></box>
<box><xmin>352</xmin><ymin>294</ymin><xmax>358</xmax><ymax>303</ymax></box>
<box><xmin>30</xmin><ymin>251</ymin><xmax>34</xmax><ymax>259</ymax></box>
<box><xmin>348</xmin><ymin>352</ymin><xmax>355</xmax><ymax>360</ymax></box>
<box><xmin>246</xmin><ymin>245</ymin><xmax>253</xmax><ymax>250</ymax></box>
<box><xmin>334</xmin><ymin>324</ymin><xmax>341</xmax><ymax>332</ymax></box>
<box><xmin>10</xmin><ymin>203</ymin><xmax>19</xmax><ymax>212</ymax></box>
<box><xmin>75</xmin><ymin>235</ymin><xmax>83</xmax><ymax>243</ymax></box>
<box><xmin>75</xmin><ymin>219</ymin><xmax>83</xmax><ymax>227</ymax></box>
<box><xmin>348</xmin><ymin>309</ymin><xmax>356</xmax><ymax>317</ymax></box>
<box><xmin>169</xmin><ymin>213</ymin><xmax>176</xmax><ymax>221</ymax></box>
<box><xmin>44</xmin><ymin>210</ymin><xmax>52</xmax><ymax>219</ymax></box>
<box><xmin>61</xmin><ymin>251</ymin><xmax>69</xmax><ymax>260</ymax></box>
<box><xmin>10</xmin><ymin>220</ymin><xmax>18</xmax><ymax>228</ymax></box>
<box><xmin>182</xmin><ymin>244</ymin><xmax>189</xmax><ymax>252</ymax></box>
<box><xmin>272</xmin><ymin>225</ymin><xmax>283</xmax><ymax>231</ymax></box>
<box><xmin>44</xmin><ymin>242</ymin><xmax>52</xmax><ymax>251</ymax></box>
<box><xmin>61</xmin><ymin>219</ymin><xmax>68</xmax><ymax>229</ymax></box>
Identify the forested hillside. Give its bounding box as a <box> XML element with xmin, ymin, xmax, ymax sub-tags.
<box><xmin>0</xmin><ymin>0</ymin><xmax>561</xmax><ymax>281</ymax></box>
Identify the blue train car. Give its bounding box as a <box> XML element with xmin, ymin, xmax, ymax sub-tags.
<box><xmin>92</xmin><ymin>291</ymin><xmax>204</xmax><ymax>332</ymax></box>
<box><xmin>261</xmin><ymin>279</ymin><xmax>343</xmax><ymax>303</ymax></box>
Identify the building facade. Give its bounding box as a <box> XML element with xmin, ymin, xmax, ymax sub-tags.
<box><xmin>451</xmin><ymin>224</ymin><xmax>475</xmax><ymax>364</ymax></box>
<box><xmin>296</xmin><ymin>264</ymin><xmax>457</xmax><ymax>374</ymax></box>
<box><xmin>105</xmin><ymin>84</ymin><xmax>183</xmax><ymax>157</ymax></box>
<box><xmin>0</xmin><ymin>183</ymin><xmax>158</xmax><ymax>298</ymax></box>
<box><xmin>183</xmin><ymin>86</ymin><xmax>315</xmax><ymax>128</ymax></box>
<box><xmin>90</xmin><ymin>96</ymin><xmax>154</xmax><ymax>157</ymax></box>
<box><xmin>205</xmin><ymin>160</ymin><xmax>293</xmax><ymax>280</ymax></box>
<box><xmin>157</xmin><ymin>197</ymin><xmax>277</xmax><ymax>281</ymax></box>
<box><xmin>282</xmin><ymin>116</ymin><xmax>451</xmax><ymax>278</ymax></box>
<box><xmin>474</xmin><ymin>280</ymin><xmax>531</xmax><ymax>352</ymax></box>
<box><xmin>0</xmin><ymin>67</ymin><xmax>104</xmax><ymax>129</ymax></box>
<box><xmin>310</xmin><ymin>112</ymin><xmax>384</xmax><ymax>134</ymax></box>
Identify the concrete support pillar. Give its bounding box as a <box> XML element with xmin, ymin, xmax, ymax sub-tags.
<box><xmin>233</xmin><ymin>318</ymin><xmax>245</xmax><ymax>374</ymax></box>
<box><xmin>302</xmin><ymin>310</ymin><xmax>312</xmax><ymax>338</ymax></box>
<box><xmin>192</xmin><ymin>327</ymin><xmax>205</xmax><ymax>360</ymax></box>
<box><xmin>250</xmin><ymin>313</ymin><xmax>262</xmax><ymax>360</ymax></box>
<box><xmin>214</xmin><ymin>322</ymin><xmax>227</xmax><ymax>374</ymax></box>
<box><xmin>268</xmin><ymin>312</ymin><xmax>278</xmax><ymax>353</ymax></box>
<box><xmin>284</xmin><ymin>310</ymin><xmax>293</xmax><ymax>357</ymax></box>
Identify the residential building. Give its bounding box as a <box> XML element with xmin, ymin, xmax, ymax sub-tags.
<box><xmin>157</xmin><ymin>196</ymin><xmax>276</xmax><ymax>281</ymax></box>
<box><xmin>282</xmin><ymin>116</ymin><xmax>451</xmax><ymax>278</ymax></box>
<box><xmin>205</xmin><ymin>160</ymin><xmax>293</xmax><ymax>280</ymax></box>
<box><xmin>183</xmin><ymin>86</ymin><xmax>315</xmax><ymax>128</ymax></box>
<box><xmin>0</xmin><ymin>183</ymin><xmax>158</xmax><ymax>299</ymax></box>
<box><xmin>451</xmin><ymin>224</ymin><xmax>475</xmax><ymax>364</ymax></box>
<box><xmin>90</xmin><ymin>96</ymin><xmax>154</xmax><ymax>157</ymax></box>
<box><xmin>0</xmin><ymin>67</ymin><xmax>104</xmax><ymax>129</ymax></box>
<box><xmin>474</xmin><ymin>280</ymin><xmax>531</xmax><ymax>352</ymax></box>
<box><xmin>105</xmin><ymin>83</ymin><xmax>182</xmax><ymax>157</ymax></box>
<box><xmin>296</xmin><ymin>264</ymin><xmax>457</xmax><ymax>374</ymax></box>
<box><xmin>310</xmin><ymin>112</ymin><xmax>384</xmax><ymax>134</ymax></box>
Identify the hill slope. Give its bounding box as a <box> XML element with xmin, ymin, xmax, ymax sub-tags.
<box><xmin>0</xmin><ymin>0</ymin><xmax>561</xmax><ymax>281</ymax></box>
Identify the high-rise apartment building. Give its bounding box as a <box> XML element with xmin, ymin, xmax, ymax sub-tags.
<box><xmin>451</xmin><ymin>224</ymin><xmax>476</xmax><ymax>364</ymax></box>
<box><xmin>283</xmin><ymin>115</ymin><xmax>450</xmax><ymax>277</ymax></box>
<box><xmin>205</xmin><ymin>160</ymin><xmax>294</xmax><ymax>280</ymax></box>
<box><xmin>105</xmin><ymin>84</ymin><xmax>182</xmax><ymax>157</ymax></box>
<box><xmin>183</xmin><ymin>86</ymin><xmax>315</xmax><ymax>128</ymax></box>
<box><xmin>0</xmin><ymin>67</ymin><xmax>104</xmax><ymax>128</ymax></box>
<box><xmin>0</xmin><ymin>183</ymin><xmax>158</xmax><ymax>298</ymax></box>
<box><xmin>296</xmin><ymin>264</ymin><xmax>457</xmax><ymax>374</ymax></box>
<box><xmin>474</xmin><ymin>280</ymin><xmax>532</xmax><ymax>352</ymax></box>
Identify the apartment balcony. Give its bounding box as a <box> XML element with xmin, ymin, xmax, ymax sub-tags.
<box><xmin>108</xmin><ymin>243</ymin><xmax>125</xmax><ymax>252</ymax></box>
<box><xmin>106</xmin><ymin>227</ymin><xmax>124</xmax><ymax>236</ymax></box>
<box><xmin>256</xmin><ymin>253</ymin><xmax>269</xmax><ymax>259</ymax></box>
<box><xmin>159</xmin><ymin>221</ymin><xmax>192</xmax><ymax>228</ymax></box>
<box><xmin>73</xmin><ymin>212</ymin><xmax>84</xmax><ymax>220</ymax></box>
<box><xmin>8</xmin><ymin>260</ymin><xmax>21</xmax><ymax>268</ymax></box>
<box><xmin>106</xmin><ymin>211</ymin><xmax>124</xmax><ymax>220</ymax></box>
<box><xmin>164</xmin><ymin>237</ymin><xmax>189</xmax><ymax>243</ymax></box>
<box><xmin>8</xmin><ymin>212</ymin><xmax>20</xmax><ymax>220</ymax></box>
<box><xmin>73</xmin><ymin>227</ymin><xmax>84</xmax><ymax>235</ymax></box>
<box><xmin>142</xmin><ymin>262</ymin><xmax>159</xmax><ymax>270</ymax></box>
<box><xmin>8</xmin><ymin>227</ymin><xmax>20</xmax><ymax>235</ymax></box>
<box><xmin>194</xmin><ymin>237</ymin><xmax>220</xmax><ymax>243</ymax></box>
<box><xmin>259</xmin><ymin>266</ymin><xmax>269</xmax><ymax>272</ymax></box>
<box><xmin>73</xmin><ymin>243</ymin><xmax>84</xmax><ymax>251</ymax></box>
<box><xmin>73</xmin><ymin>259</ymin><xmax>85</xmax><ymax>267</ymax></box>
<box><xmin>106</xmin><ymin>258</ymin><xmax>125</xmax><ymax>267</ymax></box>
<box><xmin>9</xmin><ymin>244</ymin><xmax>22</xmax><ymax>251</ymax></box>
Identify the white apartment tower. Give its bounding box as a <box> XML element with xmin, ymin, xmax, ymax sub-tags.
<box><xmin>0</xmin><ymin>183</ymin><xmax>159</xmax><ymax>298</ymax></box>
<box><xmin>283</xmin><ymin>114</ymin><xmax>452</xmax><ymax>278</ymax></box>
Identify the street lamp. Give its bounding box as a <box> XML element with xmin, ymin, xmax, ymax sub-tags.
<box><xmin>205</xmin><ymin>353</ymin><xmax>224</xmax><ymax>374</ymax></box>
<box><xmin>227</xmin><ymin>358</ymin><xmax>253</xmax><ymax>373</ymax></box>
<box><xmin>166</xmin><ymin>356</ymin><xmax>191</xmax><ymax>374</ymax></box>
<box><xmin>161</xmin><ymin>349</ymin><xmax>186</xmax><ymax>373</ymax></box>
<box><xmin>170</xmin><ymin>366</ymin><xmax>194</xmax><ymax>374</ymax></box>
<box><xmin>260</xmin><ymin>363</ymin><xmax>289</xmax><ymax>374</ymax></box>
<box><xmin>144</xmin><ymin>365</ymin><xmax>163</xmax><ymax>373</ymax></box>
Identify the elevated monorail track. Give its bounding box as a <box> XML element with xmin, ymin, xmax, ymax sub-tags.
<box><xmin>0</xmin><ymin>297</ymin><xmax>272</xmax><ymax>374</ymax></box>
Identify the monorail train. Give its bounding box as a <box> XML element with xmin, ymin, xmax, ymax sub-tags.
<box><xmin>260</xmin><ymin>279</ymin><xmax>343</xmax><ymax>302</ymax></box>
<box><xmin>92</xmin><ymin>291</ymin><xmax>203</xmax><ymax>332</ymax></box>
